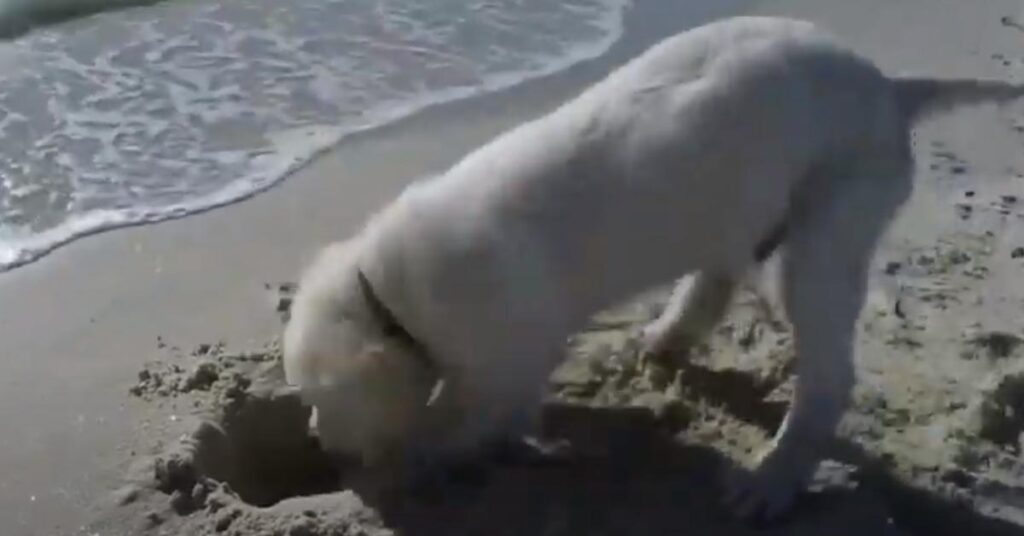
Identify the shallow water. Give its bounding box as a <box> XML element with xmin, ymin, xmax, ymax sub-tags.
<box><xmin>0</xmin><ymin>0</ymin><xmax>628</xmax><ymax>270</ymax></box>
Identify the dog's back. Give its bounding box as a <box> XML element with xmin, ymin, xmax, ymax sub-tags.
<box><xmin>404</xmin><ymin>17</ymin><xmax>896</xmax><ymax>327</ymax></box>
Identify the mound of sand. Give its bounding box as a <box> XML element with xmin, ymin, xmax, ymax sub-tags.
<box><xmin>91</xmin><ymin>341</ymin><xmax>390</xmax><ymax>535</ymax></box>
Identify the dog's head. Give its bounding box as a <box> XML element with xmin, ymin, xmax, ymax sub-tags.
<box><xmin>283</xmin><ymin>240</ymin><xmax>439</xmax><ymax>465</ymax></box>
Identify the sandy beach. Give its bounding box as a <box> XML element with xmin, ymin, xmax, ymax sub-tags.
<box><xmin>2</xmin><ymin>0</ymin><xmax>1024</xmax><ymax>534</ymax></box>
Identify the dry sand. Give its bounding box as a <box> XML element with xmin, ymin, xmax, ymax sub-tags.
<box><xmin>3</xmin><ymin>0</ymin><xmax>1024</xmax><ymax>534</ymax></box>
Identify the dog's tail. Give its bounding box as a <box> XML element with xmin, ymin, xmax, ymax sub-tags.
<box><xmin>893</xmin><ymin>76</ymin><xmax>1024</xmax><ymax>122</ymax></box>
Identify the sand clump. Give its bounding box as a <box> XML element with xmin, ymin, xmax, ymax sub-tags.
<box><xmin>970</xmin><ymin>369</ymin><xmax>1024</xmax><ymax>451</ymax></box>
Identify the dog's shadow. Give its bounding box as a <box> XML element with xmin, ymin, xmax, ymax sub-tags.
<box><xmin>360</xmin><ymin>401</ymin><xmax>1024</xmax><ymax>536</ymax></box>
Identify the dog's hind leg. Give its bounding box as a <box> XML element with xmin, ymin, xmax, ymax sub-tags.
<box><xmin>640</xmin><ymin>272</ymin><xmax>737</xmax><ymax>367</ymax></box>
<box><xmin>640</xmin><ymin>218</ymin><xmax>789</xmax><ymax>368</ymax></box>
<box><xmin>726</xmin><ymin>160</ymin><xmax>911</xmax><ymax>520</ymax></box>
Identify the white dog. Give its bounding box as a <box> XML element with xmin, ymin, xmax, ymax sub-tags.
<box><xmin>283</xmin><ymin>16</ymin><xmax>1024</xmax><ymax>519</ymax></box>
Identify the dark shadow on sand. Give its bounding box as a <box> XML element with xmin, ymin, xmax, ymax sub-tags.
<box><xmin>359</xmin><ymin>402</ymin><xmax>1024</xmax><ymax>536</ymax></box>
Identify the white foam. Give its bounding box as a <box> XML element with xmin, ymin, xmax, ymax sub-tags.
<box><xmin>0</xmin><ymin>0</ymin><xmax>629</xmax><ymax>272</ymax></box>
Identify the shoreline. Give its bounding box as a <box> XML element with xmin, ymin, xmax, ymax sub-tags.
<box><xmin>2</xmin><ymin>0</ymin><xmax>1024</xmax><ymax>534</ymax></box>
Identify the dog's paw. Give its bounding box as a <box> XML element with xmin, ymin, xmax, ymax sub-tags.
<box><xmin>638</xmin><ymin>322</ymin><xmax>676</xmax><ymax>362</ymax></box>
<box><xmin>637</xmin><ymin>321</ymin><xmax>699</xmax><ymax>368</ymax></box>
<box><xmin>723</xmin><ymin>447</ymin><xmax>814</xmax><ymax>523</ymax></box>
<box><xmin>635</xmin><ymin>338</ymin><xmax>685</xmax><ymax>389</ymax></box>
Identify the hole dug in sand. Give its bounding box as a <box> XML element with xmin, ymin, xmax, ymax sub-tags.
<box><xmin>117</xmin><ymin>380</ymin><xmax>393</xmax><ymax>535</ymax></box>
<box><xmin>152</xmin><ymin>385</ymin><xmax>345</xmax><ymax>512</ymax></box>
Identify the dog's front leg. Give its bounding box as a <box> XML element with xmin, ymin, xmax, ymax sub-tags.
<box><xmin>725</xmin><ymin>169</ymin><xmax>906</xmax><ymax>521</ymax></box>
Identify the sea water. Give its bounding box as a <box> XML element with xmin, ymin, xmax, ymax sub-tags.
<box><xmin>0</xmin><ymin>0</ymin><xmax>628</xmax><ymax>270</ymax></box>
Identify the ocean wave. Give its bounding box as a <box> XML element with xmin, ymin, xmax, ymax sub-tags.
<box><xmin>0</xmin><ymin>0</ymin><xmax>629</xmax><ymax>271</ymax></box>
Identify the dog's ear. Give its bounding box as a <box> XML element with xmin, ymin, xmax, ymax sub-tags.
<box><xmin>357</xmin><ymin>270</ymin><xmax>402</xmax><ymax>332</ymax></box>
<box><xmin>357</xmin><ymin>270</ymin><xmax>429</xmax><ymax>357</ymax></box>
<box><xmin>356</xmin><ymin>269</ymin><xmax>440</xmax><ymax>399</ymax></box>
